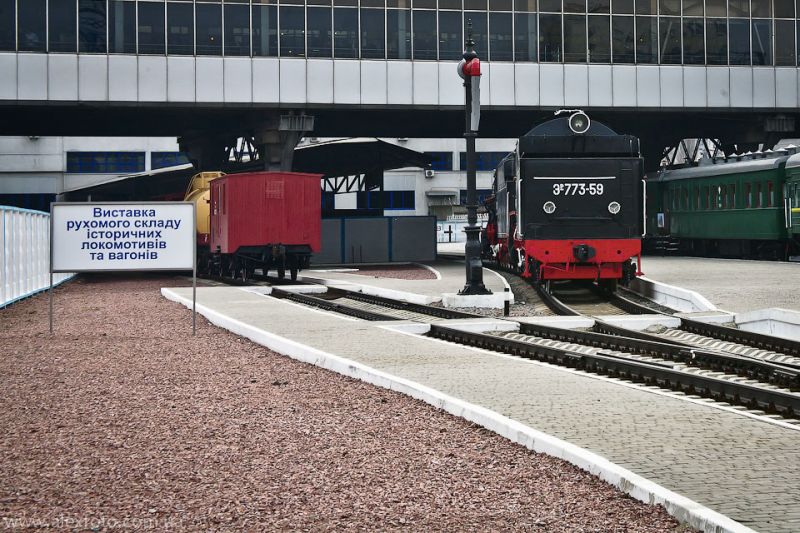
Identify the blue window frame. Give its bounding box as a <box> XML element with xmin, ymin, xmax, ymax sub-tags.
<box><xmin>151</xmin><ymin>151</ymin><xmax>190</xmax><ymax>169</ymax></box>
<box><xmin>460</xmin><ymin>189</ymin><xmax>493</xmax><ymax>206</ymax></box>
<box><xmin>66</xmin><ymin>152</ymin><xmax>145</xmax><ymax>173</ymax></box>
<box><xmin>425</xmin><ymin>152</ymin><xmax>454</xmax><ymax>171</ymax></box>
<box><xmin>356</xmin><ymin>190</ymin><xmax>415</xmax><ymax>210</ymax></box>
<box><xmin>459</xmin><ymin>152</ymin><xmax>507</xmax><ymax>171</ymax></box>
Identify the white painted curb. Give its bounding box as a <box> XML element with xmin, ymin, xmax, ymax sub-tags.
<box><xmin>162</xmin><ymin>287</ymin><xmax>757</xmax><ymax>533</ymax></box>
<box><xmin>630</xmin><ymin>276</ymin><xmax>717</xmax><ymax>313</ymax></box>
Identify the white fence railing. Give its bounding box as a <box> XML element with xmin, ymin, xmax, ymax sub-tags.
<box><xmin>1</xmin><ymin>206</ymin><xmax>74</xmax><ymax>308</ymax></box>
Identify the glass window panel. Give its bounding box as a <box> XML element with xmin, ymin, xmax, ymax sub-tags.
<box><xmin>489</xmin><ymin>12</ymin><xmax>513</xmax><ymax>60</ymax></box>
<box><xmin>588</xmin><ymin>15</ymin><xmax>610</xmax><ymax>61</ymax></box>
<box><xmin>706</xmin><ymin>18</ymin><xmax>727</xmax><ymax>64</ymax></box>
<box><xmin>281</xmin><ymin>5</ymin><xmax>305</xmax><ymax>57</ymax></box>
<box><xmin>729</xmin><ymin>18</ymin><xmax>750</xmax><ymax>64</ymax></box>
<box><xmin>564</xmin><ymin>15</ymin><xmax>587</xmax><ymax>62</ymax></box>
<box><xmin>109</xmin><ymin>1</ymin><xmax>135</xmax><ymax>54</ymax></box>
<box><xmin>361</xmin><ymin>8</ymin><xmax>385</xmax><ymax>58</ymax></box>
<box><xmin>80</xmin><ymin>0</ymin><xmax>107</xmax><ymax>53</ymax></box>
<box><xmin>196</xmin><ymin>3</ymin><xmax>222</xmax><ymax>55</ymax></box>
<box><xmin>635</xmin><ymin>15</ymin><xmax>658</xmax><ymax>62</ymax></box>
<box><xmin>589</xmin><ymin>0</ymin><xmax>611</xmax><ymax>11</ymax></box>
<box><xmin>613</xmin><ymin>0</ymin><xmax>634</xmax><ymax>12</ymax></box>
<box><xmin>334</xmin><ymin>7</ymin><xmax>357</xmax><ymax>58</ymax></box>
<box><xmin>660</xmin><ymin>0</ymin><xmax>680</xmax><ymax>13</ymax></box>
<box><xmin>387</xmin><ymin>0</ymin><xmax>410</xmax><ymax>5</ymax></box>
<box><xmin>439</xmin><ymin>11</ymin><xmax>462</xmax><ymax>59</ymax></box>
<box><xmin>515</xmin><ymin>0</ymin><xmax>538</xmax><ymax>10</ymax></box>
<box><xmin>752</xmin><ymin>19</ymin><xmax>772</xmax><ymax>64</ymax></box>
<box><xmin>683</xmin><ymin>17</ymin><xmax>704</xmax><ymax>63</ymax></box>
<box><xmin>706</xmin><ymin>0</ymin><xmax>726</xmax><ymax>16</ymax></box>
<box><xmin>539</xmin><ymin>13</ymin><xmax>562</xmax><ymax>61</ymax></box>
<box><xmin>168</xmin><ymin>2</ymin><xmax>194</xmax><ymax>55</ymax></box>
<box><xmin>138</xmin><ymin>1</ymin><xmax>165</xmax><ymax>55</ymax></box>
<box><xmin>612</xmin><ymin>15</ymin><xmax>634</xmax><ymax>62</ymax></box>
<box><xmin>728</xmin><ymin>0</ymin><xmax>748</xmax><ymax>16</ymax></box>
<box><xmin>659</xmin><ymin>17</ymin><xmax>681</xmax><ymax>62</ymax></box>
<box><xmin>683</xmin><ymin>0</ymin><xmax>703</xmax><ymax>14</ymax></box>
<box><xmin>49</xmin><ymin>0</ymin><xmax>77</xmax><ymax>52</ymax></box>
<box><xmin>19</xmin><ymin>0</ymin><xmax>46</xmax><ymax>52</ymax></box>
<box><xmin>565</xmin><ymin>0</ymin><xmax>587</xmax><ymax>11</ymax></box>
<box><xmin>253</xmin><ymin>5</ymin><xmax>278</xmax><ymax>56</ymax></box>
<box><xmin>414</xmin><ymin>11</ymin><xmax>436</xmax><ymax>59</ymax></box>
<box><xmin>775</xmin><ymin>19</ymin><xmax>795</xmax><ymax>65</ymax></box>
<box><xmin>465</xmin><ymin>0</ymin><xmax>487</xmax><ymax>7</ymax></box>
<box><xmin>440</xmin><ymin>0</ymin><xmax>462</xmax><ymax>8</ymax></box>
<box><xmin>635</xmin><ymin>0</ymin><xmax>657</xmax><ymax>14</ymax></box>
<box><xmin>387</xmin><ymin>8</ymin><xmax>411</xmax><ymax>59</ymax></box>
<box><xmin>307</xmin><ymin>6</ymin><xmax>332</xmax><ymax>57</ymax></box>
<box><xmin>514</xmin><ymin>12</ymin><xmax>537</xmax><ymax>61</ymax></box>
<box><xmin>415</xmin><ymin>0</ymin><xmax>436</xmax><ymax>6</ymax></box>
<box><xmin>751</xmin><ymin>0</ymin><xmax>771</xmax><ymax>16</ymax></box>
<box><xmin>774</xmin><ymin>0</ymin><xmax>794</xmax><ymax>17</ymax></box>
<box><xmin>426</xmin><ymin>152</ymin><xmax>453</xmax><ymax>170</ymax></box>
<box><xmin>224</xmin><ymin>4</ymin><xmax>250</xmax><ymax>56</ymax></box>
<box><xmin>490</xmin><ymin>0</ymin><xmax>513</xmax><ymax>8</ymax></box>
<box><xmin>361</xmin><ymin>0</ymin><xmax>383</xmax><ymax>6</ymax></box>
<box><xmin>0</xmin><ymin>0</ymin><xmax>13</xmax><ymax>51</ymax></box>
<box><xmin>540</xmin><ymin>0</ymin><xmax>562</xmax><ymax>11</ymax></box>
<box><xmin>464</xmin><ymin>12</ymin><xmax>487</xmax><ymax>56</ymax></box>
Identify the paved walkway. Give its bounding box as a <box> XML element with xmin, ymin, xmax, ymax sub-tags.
<box><xmin>167</xmin><ymin>286</ymin><xmax>800</xmax><ymax>533</ymax></box>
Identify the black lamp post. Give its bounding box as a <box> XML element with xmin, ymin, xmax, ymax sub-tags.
<box><xmin>457</xmin><ymin>22</ymin><xmax>491</xmax><ymax>296</ymax></box>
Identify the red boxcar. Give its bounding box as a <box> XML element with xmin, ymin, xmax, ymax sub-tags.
<box><xmin>206</xmin><ymin>171</ymin><xmax>321</xmax><ymax>280</ymax></box>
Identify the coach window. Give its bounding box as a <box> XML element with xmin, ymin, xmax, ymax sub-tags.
<box><xmin>18</xmin><ymin>0</ymin><xmax>46</xmax><ymax>52</ymax></box>
<box><xmin>361</xmin><ymin>6</ymin><xmax>385</xmax><ymax>59</ymax></box>
<box><xmin>387</xmin><ymin>8</ymin><xmax>411</xmax><ymax>59</ymax></box>
<box><xmin>612</xmin><ymin>16</ymin><xmax>635</xmax><ymax>62</ymax></box>
<box><xmin>768</xmin><ymin>181</ymin><xmax>775</xmax><ymax>206</ymax></box>
<box><xmin>50</xmin><ymin>0</ymin><xmax>78</xmax><ymax>52</ymax></box>
<box><xmin>683</xmin><ymin>18</ymin><xmax>704</xmax><ymax>63</ymax></box>
<box><xmin>744</xmin><ymin>182</ymin><xmax>752</xmax><ymax>207</ymax></box>
<box><xmin>252</xmin><ymin>4</ymin><xmax>278</xmax><ymax>56</ymax></box>
<box><xmin>775</xmin><ymin>20</ymin><xmax>796</xmax><ymax>65</ymax></box>
<box><xmin>138</xmin><ymin>1</ymin><xmax>166</xmax><ymax>55</ymax></box>
<box><xmin>514</xmin><ymin>9</ymin><xmax>537</xmax><ymax>61</ymax></box>
<box><xmin>752</xmin><ymin>19</ymin><xmax>772</xmax><ymax>65</ymax></box>
<box><xmin>109</xmin><ymin>1</ymin><xmax>135</xmax><ymax>53</ymax></box>
<box><xmin>539</xmin><ymin>14</ymin><xmax>562</xmax><ymax>61</ymax></box>
<box><xmin>464</xmin><ymin>12</ymin><xmax>488</xmax><ymax>57</ymax></box>
<box><xmin>683</xmin><ymin>187</ymin><xmax>689</xmax><ymax>209</ymax></box>
<box><xmin>412</xmin><ymin>9</ymin><xmax>436</xmax><ymax>59</ymax></box>
<box><xmin>490</xmin><ymin>12</ymin><xmax>513</xmax><ymax>61</ymax></box>
<box><xmin>224</xmin><ymin>3</ymin><xmax>250</xmax><ymax>56</ymax></box>
<box><xmin>756</xmin><ymin>182</ymin><xmax>763</xmax><ymax>207</ymax></box>
<box><xmin>588</xmin><ymin>15</ymin><xmax>611</xmax><ymax>62</ymax></box>
<box><xmin>729</xmin><ymin>184</ymin><xmax>736</xmax><ymax>207</ymax></box>
<box><xmin>196</xmin><ymin>3</ymin><xmax>222</xmax><ymax>55</ymax></box>
<box><xmin>729</xmin><ymin>19</ymin><xmax>750</xmax><ymax>63</ymax></box>
<box><xmin>307</xmin><ymin>6</ymin><xmax>332</xmax><ymax>57</ymax></box>
<box><xmin>635</xmin><ymin>16</ymin><xmax>658</xmax><ymax>62</ymax></box>
<box><xmin>439</xmin><ymin>10</ymin><xmax>462</xmax><ymax>60</ymax></box>
<box><xmin>702</xmin><ymin>186</ymin><xmax>709</xmax><ymax>209</ymax></box>
<box><xmin>280</xmin><ymin>5</ymin><xmax>305</xmax><ymax>56</ymax></box>
<box><xmin>565</xmin><ymin>15</ymin><xmax>588</xmax><ymax>62</ymax></box>
<box><xmin>706</xmin><ymin>18</ymin><xmax>727</xmax><ymax>64</ymax></box>
<box><xmin>80</xmin><ymin>0</ymin><xmax>107</xmax><ymax>53</ymax></box>
<box><xmin>694</xmin><ymin>186</ymin><xmax>701</xmax><ymax>209</ymax></box>
<box><xmin>333</xmin><ymin>7</ymin><xmax>357</xmax><ymax>57</ymax></box>
<box><xmin>168</xmin><ymin>2</ymin><xmax>194</xmax><ymax>55</ymax></box>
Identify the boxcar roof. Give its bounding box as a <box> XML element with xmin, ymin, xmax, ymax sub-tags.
<box><xmin>652</xmin><ymin>156</ymin><xmax>788</xmax><ymax>182</ymax></box>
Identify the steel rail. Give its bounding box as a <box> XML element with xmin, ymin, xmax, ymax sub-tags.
<box><xmin>325</xmin><ymin>287</ymin><xmax>483</xmax><ymax>320</ymax></box>
<box><xmin>269</xmin><ymin>288</ymin><xmax>401</xmax><ymax>322</ymax></box>
<box><xmin>428</xmin><ymin>325</ymin><xmax>800</xmax><ymax>418</ymax></box>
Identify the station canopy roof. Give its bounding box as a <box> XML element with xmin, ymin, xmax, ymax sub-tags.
<box><xmin>65</xmin><ymin>137</ymin><xmax>431</xmax><ymax>201</ymax></box>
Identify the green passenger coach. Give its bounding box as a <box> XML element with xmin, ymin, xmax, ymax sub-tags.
<box><xmin>645</xmin><ymin>149</ymin><xmax>800</xmax><ymax>259</ymax></box>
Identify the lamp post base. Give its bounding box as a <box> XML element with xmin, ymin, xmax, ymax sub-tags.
<box><xmin>459</xmin><ymin>224</ymin><xmax>492</xmax><ymax>295</ymax></box>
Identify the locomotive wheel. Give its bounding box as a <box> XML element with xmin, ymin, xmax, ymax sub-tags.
<box><xmin>290</xmin><ymin>268</ymin><xmax>298</xmax><ymax>281</ymax></box>
<box><xmin>600</xmin><ymin>279</ymin><xmax>618</xmax><ymax>293</ymax></box>
<box><xmin>277</xmin><ymin>267</ymin><xmax>286</xmax><ymax>279</ymax></box>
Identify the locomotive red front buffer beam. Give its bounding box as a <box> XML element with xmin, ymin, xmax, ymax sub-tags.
<box><xmin>519</xmin><ymin>238</ymin><xmax>642</xmax><ymax>280</ymax></box>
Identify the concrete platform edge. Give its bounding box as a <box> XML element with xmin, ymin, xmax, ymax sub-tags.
<box><xmin>161</xmin><ymin>287</ymin><xmax>757</xmax><ymax>533</ymax></box>
<box><xmin>630</xmin><ymin>276</ymin><xmax>718</xmax><ymax>313</ymax></box>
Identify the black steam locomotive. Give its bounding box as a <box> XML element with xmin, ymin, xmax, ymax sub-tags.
<box><xmin>482</xmin><ymin>111</ymin><xmax>644</xmax><ymax>289</ymax></box>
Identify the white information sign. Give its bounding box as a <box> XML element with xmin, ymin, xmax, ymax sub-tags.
<box><xmin>51</xmin><ymin>202</ymin><xmax>195</xmax><ymax>272</ymax></box>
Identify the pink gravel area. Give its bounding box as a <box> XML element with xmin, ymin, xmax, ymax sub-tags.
<box><xmin>349</xmin><ymin>264</ymin><xmax>436</xmax><ymax>280</ymax></box>
<box><xmin>0</xmin><ymin>274</ymin><xmax>691</xmax><ymax>532</ymax></box>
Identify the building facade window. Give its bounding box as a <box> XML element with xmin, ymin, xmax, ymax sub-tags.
<box><xmin>539</xmin><ymin>14</ymin><xmax>562</xmax><ymax>61</ymax></box>
<box><xmin>387</xmin><ymin>8</ymin><xmax>411</xmax><ymax>59</ymax></box>
<box><xmin>439</xmin><ymin>10</ymin><xmax>463</xmax><ymax>60</ymax></box>
<box><xmin>49</xmin><ymin>0</ymin><xmax>77</xmax><ymax>53</ymax></box>
<box><xmin>196</xmin><ymin>3</ymin><xmax>222</xmax><ymax>56</ymax></box>
<box><xmin>357</xmin><ymin>190</ymin><xmax>415</xmax><ymax>210</ymax></box>
<box><xmin>612</xmin><ymin>16</ymin><xmax>635</xmax><ymax>63</ymax></box>
<box><xmin>252</xmin><ymin>4</ymin><xmax>278</xmax><ymax>57</ymax></box>
<box><xmin>66</xmin><ymin>152</ymin><xmax>146</xmax><ymax>174</ymax></box>
<box><xmin>361</xmin><ymin>8</ymin><xmax>385</xmax><ymax>58</ymax></box>
<box><xmin>109</xmin><ymin>0</ymin><xmax>135</xmax><ymax>54</ymax></box>
<box><xmin>514</xmin><ymin>12</ymin><xmax>537</xmax><ymax>61</ymax></box>
<box><xmin>19</xmin><ymin>0</ymin><xmax>46</xmax><ymax>52</ymax></box>
<box><xmin>334</xmin><ymin>7</ymin><xmax>357</xmax><ymax>58</ymax></box>
<box><xmin>413</xmin><ymin>9</ymin><xmax>436</xmax><ymax>59</ymax></box>
<box><xmin>588</xmin><ymin>15</ymin><xmax>611</xmax><ymax>62</ymax></box>
<box><xmin>459</xmin><ymin>151</ymin><xmax>506</xmax><ymax>171</ymax></box>
<box><xmin>0</xmin><ymin>0</ymin><xmax>14</xmax><ymax>51</ymax></box>
<box><xmin>138</xmin><ymin>1</ymin><xmax>166</xmax><ymax>55</ymax></box>
<box><xmin>224</xmin><ymin>3</ymin><xmax>250</xmax><ymax>56</ymax></box>
<box><xmin>167</xmin><ymin>2</ymin><xmax>194</xmax><ymax>55</ymax></box>
<box><xmin>151</xmin><ymin>151</ymin><xmax>190</xmax><ymax>169</ymax></box>
<box><xmin>307</xmin><ymin>6</ymin><xmax>332</xmax><ymax>58</ymax></box>
<box><xmin>426</xmin><ymin>152</ymin><xmax>454</xmax><ymax>171</ymax></box>
<box><xmin>79</xmin><ymin>0</ymin><xmax>107</xmax><ymax>53</ymax></box>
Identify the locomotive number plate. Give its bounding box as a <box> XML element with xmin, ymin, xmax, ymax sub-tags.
<box><xmin>551</xmin><ymin>182</ymin><xmax>605</xmax><ymax>196</ymax></box>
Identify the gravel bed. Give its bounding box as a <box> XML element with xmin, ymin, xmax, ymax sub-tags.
<box><xmin>348</xmin><ymin>264</ymin><xmax>436</xmax><ymax>280</ymax></box>
<box><xmin>1</xmin><ymin>274</ymin><xmax>690</xmax><ymax>532</ymax></box>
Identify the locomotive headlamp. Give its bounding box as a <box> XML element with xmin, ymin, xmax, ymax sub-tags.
<box><xmin>543</xmin><ymin>201</ymin><xmax>557</xmax><ymax>214</ymax></box>
<box><xmin>568</xmin><ymin>111</ymin><xmax>591</xmax><ymax>134</ymax></box>
<box><xmin>608</xmin><ymin>201</ymin><xmax>621</xmax><ymax>214</ymax></box>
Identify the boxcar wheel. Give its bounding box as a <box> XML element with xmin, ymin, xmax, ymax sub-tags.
<box><xmin>290</xmin><ymin>268</ymin><xmax>298</xmax><ymax>281</ymax></box>
<box><xmin>277</xmin><ymin>268</ymin><xmax>285</xmax><ymax>279</ymax></box>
